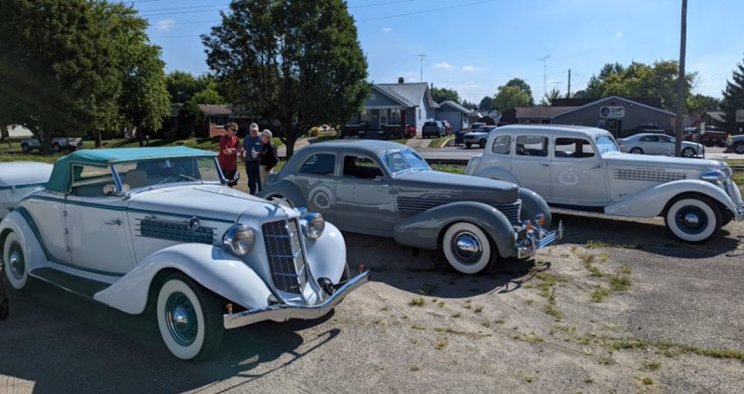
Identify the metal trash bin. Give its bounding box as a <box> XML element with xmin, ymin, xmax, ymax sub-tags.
<box><xmin>455</xmin><ymin>131</ymin><xmax>465</xmax><ymax>146</ymax></box>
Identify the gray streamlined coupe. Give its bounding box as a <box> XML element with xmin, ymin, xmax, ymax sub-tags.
<box><xmin>259</xmin><ymin>140</ymin><xmax>562</xmax><ymax>274</ymax></box>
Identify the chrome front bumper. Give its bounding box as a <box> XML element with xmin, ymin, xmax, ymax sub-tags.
<box><xmin>223</xmin><ymin>270</ymin><xmax>371</xmax><ymax>329</ymax></box>
<box><xmin>516</xmin><ymin>221</ymin><xmax>564</xmax><ymax>259</ymax></box>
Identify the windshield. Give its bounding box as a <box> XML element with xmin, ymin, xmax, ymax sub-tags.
<box><xmin>381</xmin><ymin>149</ymin><xmax>431</xmax><ymax>174</ymax></box>
<box><xmin>113</xmin><ymin>156</ymin><xmax>223</xmax><ymax>190</ymax></box>
<box><xmin>595</xmin><ymin>134</ymin><xmax>620</xmax><ymax>155</ymax></box>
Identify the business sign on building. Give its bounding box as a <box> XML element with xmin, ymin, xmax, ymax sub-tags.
<box><xmin>736</xmin><ymin>109</ymin><xmax>744</xmax><ymax>123</ymax></box>
<box><xmin>599</xmin><ymin>106</ymin><xmax>625</xmax><ymax>118</ymax></box>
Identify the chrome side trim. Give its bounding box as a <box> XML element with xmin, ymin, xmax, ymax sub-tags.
<box><xmin>223</xmin><ymin>271</ymin><xmax>370</xmax><ymax>329</ymax></box>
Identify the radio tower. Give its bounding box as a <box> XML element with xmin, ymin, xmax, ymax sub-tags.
<box><xmin>417</xmin><ymin>54</ymin><xmax>427</xmax><ymax>82</ymax></box>
<box><xmin>536</xmin><ymin>54</ymin><xmax>550</xmax><ymax>97</ymax></box>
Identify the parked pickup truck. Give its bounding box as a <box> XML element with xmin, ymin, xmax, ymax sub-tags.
<box><xmin>725</xmin><ymin>134</ymin><xmax>744</xmax><ymax>154</ymax></box>
<box><xmin>21</xmin><ymin>137</ymin><xmax>83</xmax><ymax>153</ymax></box>
<box><xmin>698</xmin><ymin>130</ymin><xmax>728</xmax><ymax>147</ymax></box>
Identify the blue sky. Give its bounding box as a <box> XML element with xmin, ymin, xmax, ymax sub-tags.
<box><xmin>140</xmin><ymin>0</ymin><xmax>744</xmax><ymax>104</ymax></box>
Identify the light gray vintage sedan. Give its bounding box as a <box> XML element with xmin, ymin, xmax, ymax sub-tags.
<box><xmin>259</xmin><ymin>140</ymin><xmax>562</xmax><ymax>274</ymax></box>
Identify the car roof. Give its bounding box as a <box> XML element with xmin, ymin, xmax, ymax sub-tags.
<box><xmin>495</xmin><ymin>124</ymin><xmax>610</xmax><ymax>136</ymax></box>
<box><xmin>294</xmin><ymin>139</ymin><xmax>411</xmax><ymax>158</ymax></box>
<box><xmin>623</xmin><ymin>133</ymin><xmax>672</xmax><ymax>139</ymax></box>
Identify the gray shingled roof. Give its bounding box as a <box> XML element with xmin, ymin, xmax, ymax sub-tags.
<box><xmin>439</xmin><ymin>100</ymin><xmax>471</xmax><ymax>114</ymax></box>
<box><xmin>705</xmin><ymin>111</ymin><xmax>725</xmax><ymax>123</ymax></box>
<box><xmin>376</xmin><ymin>82</ymin><xmax>440</xmax><ymax>109</ymax></box>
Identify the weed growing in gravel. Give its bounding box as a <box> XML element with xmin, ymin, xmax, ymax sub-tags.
<box><xmin>580</xmin><ymin>253</ymin><xmax>596</xmax><ymax>264</ymax></box>
<box><xmin>584</xmin><ymin>378</ymin><xmax>594</xmax><ymax>384</ymax></box>
<box><xmin>600</xmin><ymin>252</ymin><xmax>609</xmax><ymax>261</ymax></box>
<box><xmin>451</xmin><ymin>312</ymin><xmax>461</xmax><ymax>318</ymax></box>
<box><xmin>618</xmin><ymin>265</ymin><xmax>632</xmax><ymax>275</ymax></box>
<box><xmin>570</xmin><ymin>245</ymin><xmax>578</xmax><ymax>253</ymax></box>
<box><xmin>380</xmin><ymin>307</ymin><xmax>389</xmax><ymax>312</ymax></box>
<box><xmin>591</xmin><ymin>287</ymin><xmax>611</xmax><ymax>302</ymax></box>
<box><xmin>418</xmin><ymin>285</ymin><xmax>439</xmax><ymax>295</ymax></box>
<box><xmin>410</xmin><ymin>366</ymin><xmax>420</xmax><ymax>372</ymax></box>
<box><xmin>513</xmin><ymin>333</ymin><xmax>544</xmax><ymax>343</ymax></box>
<box><xmin>526</xmin><ymin>299</ymin><xmax>535</xmax><ymax>305</ymax></box>
<box><xmin>410</xmin><ymin>297</ymin><xmax>426</xmax><ymax>306</ymax></box>
<box><xmin>438</xmin><ymin>301</ymin><xmax>445</xmax><ymax>307</ymax></box>
<box><xmin>586</xmin><ymin>240</ymin><xmax>642</xmax><ymax>249</ymax></box>
<box><xmin>494</xmin><ymin>319</ymin><xmax>505</xmax><ymax>324</ymax></box>
<box><xmin>411</xmin><ymin>325</ymin><xmax>426</xmax><ymax>330</ymax></box>
<box><xmin>474</xmin><ymin>306</ymin><xmax>484</xmax><ymax>313</ymax></box>
<box><xmin>643</xmin><ymin>361</ymin><xmax>662</xmax><ymax>371</ymax></box>
<box><xmin>481</xmin><ymin>322</ymin><xmax>491</xmax><ymax>328</ymax></box>
<box><xmin>641</xmin><ymin>377</ymin><xmax>654</xmax><ymax>385</ymax></box>
<box><xmin>434</xmin><ymin>340</ymin><xmax>447</xmax><ymax>350</ymax></box>
<box><xmin>524</xmin><ymin>376</ymin><xmax>534</xmax><ymax>383</ymax></box>
<box><xmin>610</xmin><ymin>275</ymin><xmax>631</xmax><ymax>291</ymax></box>
<box><xmin>609</xmin><ymin>338</ymin><xmax>744</xmax><ymax>361</ymax></box>
<box><xmin>555</xmin><ymin>325</ymin><xmax>577</xmax><ymax>334</ymax></box>
<box><xmin>598</xmin><ymin>356</ymin><xmax>616</xmax><ymax>366</ymax></box>
<box><xmin>463</xmin><ymin>303</ymin><xmax>472</xmax><ymax>310</ymax></box>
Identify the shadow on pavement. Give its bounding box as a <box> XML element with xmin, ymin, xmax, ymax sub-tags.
<box><xmin>0</xmin><ymin>278</ymin><xmax>339</xmax><ymax>394</ymax></box>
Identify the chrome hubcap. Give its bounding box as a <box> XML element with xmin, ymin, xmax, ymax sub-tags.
<box><xmin>676</xmin><ymin>206</ymin><xmax>708</xmax><ymax>234</ymax></box>
<box><xmin>165</xmin><ymin>292</ymin><xmax>198</xmax><ymax>346</ymax></box>
<box><xmin>8</xmin><ymin>243</ymin><xmax>25</xmax><ymax>280</ymax></box>
<box><xmin>451</xmin><ymin>231</ymin><xmax>483</xmax><ymax>265</ymax></box>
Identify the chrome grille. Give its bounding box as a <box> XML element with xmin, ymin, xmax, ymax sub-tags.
<box><xmin>262</xmin><ymin>219</ymin><xmax>306</xmax><ymax>294</ymax></box>
<box><xmin>613</xmin><ymin>169</ymin><xmax>686</xmax><ymax>183</ymax></box>
<box><xmin>396</xmin><ymin>197</ymin><xmax>522</xmax><ymax>225</ymax></box>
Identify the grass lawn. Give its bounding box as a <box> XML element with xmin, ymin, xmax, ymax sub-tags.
<box><xmin>429</xmin><ymin>136</ymin><xmax>452</xmax><ymax>149</ymax></box>
<box><xmin>725</xmin><ymin>159</ymin><xmax>744</xmax><ymax>166</ymax></box>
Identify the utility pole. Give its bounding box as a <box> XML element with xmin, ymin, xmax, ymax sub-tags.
<box><xmin>675</xmin><ymin>0</ymin><xmax>687</xmax><ymax>157</ymax></box>
<box><xmin>536</xmin><ymin>55</ymin><xmax>550</xmax><ymax>97</ymax></box>
<box><xmin>567</xmin><ymin>69</ymin><xmax>572</xmax><ymax>98</ymax></box>
<box><xmin>417</xmin><ymin>54</ymin><xmax>427</xmax><ymax>82</ymax></box>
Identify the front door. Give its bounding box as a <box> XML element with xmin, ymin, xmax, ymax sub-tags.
<box><xmin>334</xmin><ymin>154</ymin><xmax>395</xmax><ymax>236</ymax></box>
<box><xmin>64</xmin><ymin>165</ymin><xmax>134</xmax><ymax>276</ymax></box>
<box><xmin>380</xmin><ymin>110</ymin><xmax>387</xmax><ymax>127</ymax></box>
<box><xmin>550</xmin><ymin>137</ymin><xmax>608</xmax><ymax>206</ymax></box>
<box><xmin>658</xmin><ymin>135</ymin><xmax>675</xmax><ymax>156</ymax></box>
<box><xmin>637</xmin><ymin>135</ymin><xmax>660</xmax><ymax>154</ymax></box>
<box><xmin>509</xmin><ymin>134</ymin><xmax>552</xmax><ymax>199</ymax></box>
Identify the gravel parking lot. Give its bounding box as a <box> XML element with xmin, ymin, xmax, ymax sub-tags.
<box><xmin>1</xmin><ymin>214</ymin><xmax>743</xmax><ymax>394</ymax></box>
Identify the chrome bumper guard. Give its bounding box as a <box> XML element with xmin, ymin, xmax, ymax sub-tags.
<box><xmin>224</xmin><ymin>270</ymin><xmax>371</xmax><ymax>329</ymax></box>
<box><xmin>516</xmin><ymin>220</ymin><xmax>564</xmax><ymax>259</ymax></box>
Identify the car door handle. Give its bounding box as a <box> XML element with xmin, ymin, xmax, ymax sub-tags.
<box><xmin>105</xmin><ymin>218</ymin><xmax>122</xmax><ymax>226</ymax></box>
<box><xmin>377</xmin><ymin>184</ymin><xmax>390</xmax><ymax>191</ymax></box>
<box><xmin>538</xmin><ymin>163</ymin><xmax>549</xmax><ymax>167</ymax></box>
<box><xmin>590</xmin><ymin>164</ymin><xmax>601</xmax><ymax>170</ymax></box>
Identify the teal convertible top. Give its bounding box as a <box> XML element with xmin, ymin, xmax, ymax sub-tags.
<box><xmin>46</xmin><ymin>147</ymin><xmax>216</xmax><ymax>193</ymax></box>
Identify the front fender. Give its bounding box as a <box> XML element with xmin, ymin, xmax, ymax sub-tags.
<box><xmin>473</xmin><ymin>166</ymin><xmax>522</xmax><ymax>186</ymax></box>
<box><xmin>304</xmin><ymin>222</ymin><xmax>346</xmax><ymax>283</ymax></box>
<box><xmin>94</xmin><ymin>244</ymin><xmax>273</xmax><ymax>315</ymax></box>
<box><xmin>519</xmin><ymin>188</ymin><xmax>552</xmax><ymax>228</ymax></box>
<box><xmin>258</xmin><ymin>180</ymin><xmax>308</xmax><ymax>208</ymax></box>
<box><xmin>393</xmin><ymin>201</ymin><xmax>516</xmax><ymax>258</ymax></box>
<box><xmin>605</xmin><ymin>180</ymin><xmax>738</xmax><ymax>218</ymax></box>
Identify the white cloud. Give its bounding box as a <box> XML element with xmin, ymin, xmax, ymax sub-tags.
<box><xmin>461</xmin><ymin>65</ymin><xmax>489</xmax><ymax>72</ymax></box>
<box><xmin>381</xmin><ymin>27</ymin><xmax>392</xmax><ymax>33</ymax></box>
<box><xmin>433</xmin><ymin>62</ymin><xmax>454</xmax><ymax>69</ymax></box>
<box><xmin>615</xmin><ymin>31</ymin><xmax>623</xmax><ymax>38</ymax></box>
<box><xmin>155</xmin><ymin>19</ymin><xmax>176</xmax><ymax>32</ymax></box>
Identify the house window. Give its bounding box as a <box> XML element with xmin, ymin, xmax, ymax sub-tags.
<box><xmin>211</xmin><ymin>116</ymin><xmax>226</xmax><ymax>126</ymax></box>
<box><xmin>361</xmin><ymin>110</ymin><xmax>372</xmax><ymax>122</ymax></box>
<box><xmin>390</xmin><ymin>109</ymin><xmax>401</xmax><ymax>123</ymax></box>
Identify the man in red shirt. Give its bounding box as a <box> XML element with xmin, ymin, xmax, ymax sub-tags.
<box><xmin>219</xmin><ymin>122</ymin><xmax>242</xmax><ymax>187</ymax></box>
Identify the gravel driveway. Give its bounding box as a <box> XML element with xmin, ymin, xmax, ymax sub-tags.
<box><xmin>1</xmin><ymin>215</ymin><xmax>743</xmax><ymax>394</ymax></box>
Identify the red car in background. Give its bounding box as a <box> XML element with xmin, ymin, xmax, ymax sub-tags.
<box><xmin>438</xmin><ymin>120</ymin><xmax>453</xmax><ymax>135</ymax></box>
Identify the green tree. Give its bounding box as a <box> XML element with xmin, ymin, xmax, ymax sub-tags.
<box><xmin>461</xmin><ymin>99</ymin><xmax>478</xmax><ymax>110</ymax></box>
<box><xmin>192</xmin><ymin>88</ymin><xmax>226</xmax><ymax>105</ymax></box>
<box><xmin>0</xmin><ymin>0</ymin><xmax>169</xmax><ymax>151</ymax></box>
<box><xmin>203</xmin><ymin>0</ymin><xmax>369</xmax><ymax>157</ymax></box>
<box><xmin>432</xmin><ymin>87</ymin><xmax>460</xmax><ymax>104</ymax></box>
<box><xmin>478</xmin><ymin>96</ymin><xmax>493</xmax><ymax>111</ymax></box>
<box><xmin>721</xmin><ymin>54</ymin><xmax>744</xmax><ymax>133</ymax></box>
<box><xmin>165</xmin><ymin>71</ymin><xmax>219</xmax><ymax>103</ymax></box>
<box><xmin>504</xmin><ymin>78</ymin><xmax>535</xmax><ymax>105</ymax></box>
<box><xmin>585</xmin><ymin>60</ymin><xmax>697</xmax><ymax>112</ymax></box>
<box><xmin>178</xmin><ymin>100</ymin><xmax>205</xmax><ymax>139</ymax></box>
<box><xmin>686</xmin><ymin>94</ymin><xmax>720</xmax><ymax>115</ymax></box>
<box><xmin>492</xmin><ymin>86</ymin><xmax>532</xmax><ymax>112</ymax></box>
<box><xmin>539</xmin><ymin>87</ymin><xmax>562</xmax><ymax>107</ymax></box>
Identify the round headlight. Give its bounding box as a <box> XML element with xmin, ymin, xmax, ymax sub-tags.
<box><xmin>223</xmin><ymin>224</ymin><xmax>255</xmax><ymax>256</ymax></box>
<box><xmin>301</xmin><ymin>212</ymin><xmax>325</xmax><ymax>240</ymax></box>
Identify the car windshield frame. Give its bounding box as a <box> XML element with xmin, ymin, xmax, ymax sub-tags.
<box><xmin>111</xmin><ymin>156</ymin><xmax>225</xmax><ymax>194</ymax></box>
<box><xmin>595</xmin><ymin>133</ymin><xmax>620</xmax><ymax>155</ymax></box>
<box><xmin>380</xmin><ymin>148</ymin><xmax>431</xmax><ymax>175</ymax></box>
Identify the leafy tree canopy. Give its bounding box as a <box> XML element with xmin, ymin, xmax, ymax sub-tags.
<box><xmin>585</xmin><ymin>60</ymin><xmax>697</xmax><ymax>113</ymax></box>
<box><xmin>478</xmin><ymin>96</ymin><xmax>494</xmax><ymax>111</ymax></box>
<box><xmin>460</xmin><ymin>99</ymin><xmax>478</xmax><ymax>111</ymax></box>
<box><xmin>504</xmin><ymin>78</ymin><xmax>535</xmax><ymax>105</ymax></box>
<box><xmin>431</xmin><ymin>87</ymin><xmax>460</xmax><ymax>104</ymax></box>
<box><xmin>493</xmin><ymin>85</ymin><xmax>532</xmax><ymax>112</ymax></box>
<box><xmin>203</xmin><ymin>0</ymin><xmax>369</xmax><ymax>157</ymax></box>
<box><xmin>0</xmin><ymin>0</ymin><xmax>170</xmax><ymax>149</ymax></box>
<box><xmin>721</xmin><ymin>53</ymin><xmax>744</xmax><ymax>132</ymax></box>
<box><xmin>539</xmin><ymin>87</ymin><xmax>562</xmax><ymax>107</ymax></box>
<box><xmin>192</xmin><ymin>88</ymin><xmax>226</xmax><ymax>105</ymax></box>
<box><xmin>165</xmin><ymin>71</ymin><xmax>218</xmax><ymax>103</ymax></box>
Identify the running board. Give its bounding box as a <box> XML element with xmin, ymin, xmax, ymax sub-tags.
<box><xmin>31</xmin><ymin>268</ymin><xmax>111</xmax><ymax>299</ymax></box>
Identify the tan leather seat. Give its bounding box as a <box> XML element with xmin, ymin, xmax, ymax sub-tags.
<box><xmin>125</xmin><ymin>170</ymin><xmax>149</xmax><ymax>189</ymax></box>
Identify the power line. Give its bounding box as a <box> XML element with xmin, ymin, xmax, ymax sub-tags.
<box><xmin>357</xmin><ymin>0</ymin><xmax>497</xmax><ymax>22</ymax></box>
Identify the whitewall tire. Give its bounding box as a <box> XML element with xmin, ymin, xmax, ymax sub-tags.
<box><xmin>3</xmin><ymin>233</ymin><xmax>28</xmax><ymax>290</ymax></box>
<box><xmin>665</xmin><ymin>197</ymin><xmax>721</xmax><ymax>243</ymax></box>
<box><xmin>442</xmin><ymin>222</ymin><xmax>495</xmax><ymax>274</ymax></box>
<box><xmin>156</xmin><ymin>273</ymin><xmax>223</xmax><ymax>361</ymax></box>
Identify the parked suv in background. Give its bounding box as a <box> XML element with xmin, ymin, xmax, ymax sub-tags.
<box><xmin>421</xmin><ymin>121</ymin><xmax>445</xmax><ymax>138</ymax></box>
<box><xmin>725</xmin><ymin>134</ymin><xmax>744</xmax><ymax>154</ymax></box>
<box><xmin>463</xmin><ymin>125</ymin><xmax>497</xmax><ymax>149</ymax></box>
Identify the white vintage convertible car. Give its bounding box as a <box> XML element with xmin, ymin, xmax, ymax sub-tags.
<box><xmin>466</xmin><ymin>125</ymin><xmax>743</xmax><ymax>242</ymax></box>
<box><xmin>0</xmin><ymin>147</ymin><xmax>369</xmax><ymax>360</ymax></box>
